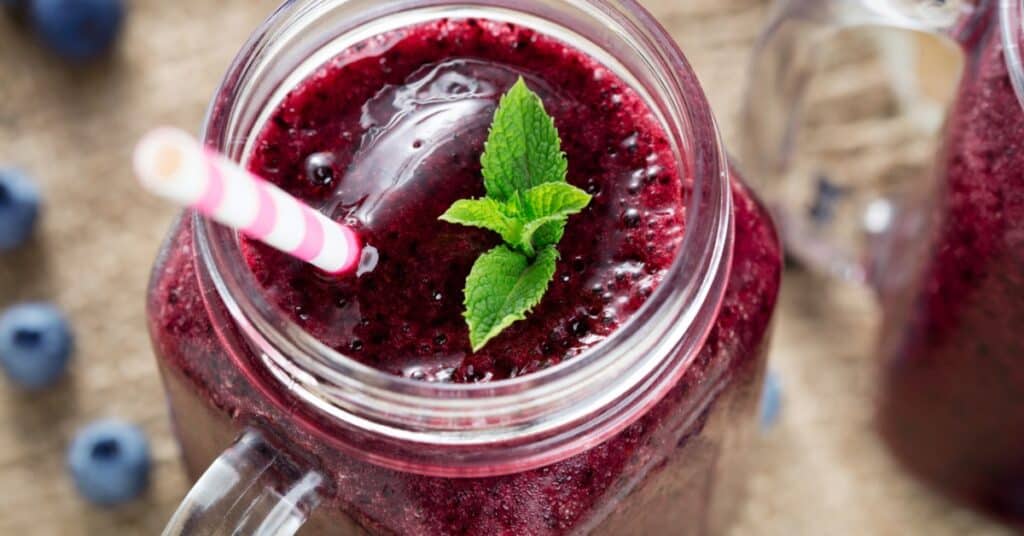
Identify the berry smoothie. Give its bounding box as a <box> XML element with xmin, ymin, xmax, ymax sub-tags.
<box><xmin>148</xmin><ymin>17</ymin><xmax>781</xmax><ymax>535</ymax></box>
<box><xmin>241</xmin><ymin>19</ymin><xmax>686</xmax><ymax>381</ymax></box>
<box><xmin>877</xmin><ymin>5</ymin><xmax>1024</xmax><ymax>523</ymax></box>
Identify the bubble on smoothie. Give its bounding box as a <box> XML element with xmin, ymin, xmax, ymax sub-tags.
<box><xmin>627</xmin><ymin>169</ymin><xmax>645</xmax><ymax>194</ymax></box>
<box><xmin>622</xmin><ymin>208</ymin><xmax>641</xmax><ymax>228</ymax></box>
<box><xmin>357</xmin><ymin>244</ymin><xmax>379</xmax><ymax>276</ymax></box>
<box><xmin>404</xmin><ymin>364</ymin><xmax>457</xmax><ymax>382</ymax></box>
<box><xmin>620</xmin><ymin>132</ymin><xmax>639</xmax><ymax>152</ymax></box>
<box><xmin>305</xmin><ymin>152</ymin><xmax>336</xmax><ymax>186</ymax></box>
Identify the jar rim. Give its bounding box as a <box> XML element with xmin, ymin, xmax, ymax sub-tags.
<box><xmin>1000</xmin><ymin>0</ymin><xmax>1024</xmax><ymax>109</ymax></box>
<box><xmin>194</xmin><ymin>0</ymin><xmax>733</xmax><ymax>476</ymax></box>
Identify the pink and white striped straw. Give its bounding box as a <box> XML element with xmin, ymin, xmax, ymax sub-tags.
<box><xmin>133</xmin><ymin>127</ymin><xmax>361</xmax><ymax>275</ymax></box>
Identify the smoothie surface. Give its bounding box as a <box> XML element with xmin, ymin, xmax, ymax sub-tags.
<box><xmin>243</xmin><ymin>18</ymin><xmax>687</xmax><ymax>382</ymax></box>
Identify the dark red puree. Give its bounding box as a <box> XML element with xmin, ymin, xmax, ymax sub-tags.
<box><xmin>242</xmin><ymin>19</ymin><xmax>683</xmax><ymax>382</ymax></box>
<box><xmin>878</xmin><ymin>6</ymin><xmax>1024</xmax><ymax>524</ymax></box>
<box><xmin>149</xmin><ymin>17</ymin><xmax>781</xmax><ymax>535</ymax></box>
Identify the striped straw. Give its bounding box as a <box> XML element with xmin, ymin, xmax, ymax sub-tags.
<box><xmin>133</xmin><ymin>127</ymin><xmax>361</xmax><ymax>275</ymax></box>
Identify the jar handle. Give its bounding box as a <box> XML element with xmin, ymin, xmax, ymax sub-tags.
<box><xmin>738</xmin><ymin>0</ymin><xmax>973</xmax><ymax>284</ymax></box>
<box><xmin>162</xmin><ymin>430</ymin><xmax>323</xmax><ymax>536</ymax></box>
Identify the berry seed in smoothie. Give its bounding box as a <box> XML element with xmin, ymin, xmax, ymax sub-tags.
<box><xmin>242</xmin><ymin>18</ymin><xmax>685</xmax><ymax>383</ymax></box>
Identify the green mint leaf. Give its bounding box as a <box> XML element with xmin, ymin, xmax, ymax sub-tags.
<box><xmin>439</xmin><ymin>79</ymin><xmax>592</xmax><ymax>351</ymax></box>
<box><xmin>439</xmin><ymin>198</ymin><xmax>524</xmax><ymax>246</ymax></box>
<box><xmin>481</xmin><ymin>78</ymin><xmax>568</xmax><ymax>201</ymax></box>
<box><xmin>530</xmin><ymin>220</ymin><xmax>566</xmax><ymax>249</ymax></box>
<box><xmin>463</xmin><ymin>245</ymin><xmax>559</xmax><ymax>351</ymax></box>
<box><xmin>520</xmin><ymin>217</ymin><xmax>566</xmax><ymax>253</ymax></box>
<box><xmin>511</xmin><ymin>182</ymin><xmax>591</xmax><ymax>252</ymax></box>
<box><xmin>519</xmin><ymin>182</ymin><xmax>592</xmax><ymax>219</ymax></box>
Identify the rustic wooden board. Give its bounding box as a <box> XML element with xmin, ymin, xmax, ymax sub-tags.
<box><xmin>0</xmin><ymin>1</ymin><xmax>1011</xmax><ymax>534</ymax></box>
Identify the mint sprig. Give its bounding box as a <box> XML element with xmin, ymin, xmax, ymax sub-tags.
<box><xmin>439</xmin><ymin>78</ymin><xmax>592</xmax><ymax>351</ymax></box>
<box><xmin>462</xmin><ymin>246</ymin><xmax>560</xmax><ymax>352</ymax></box>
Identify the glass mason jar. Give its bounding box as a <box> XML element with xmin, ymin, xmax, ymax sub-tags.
<box><xmin>743</xmin><ymin>0</ymin><xmax>1024</xmax><ymax>526</ymax></box>
<box><xmin>148</xmin><ymin>0</ymin><xmax>782</xmax><ymax>534</ymax></box>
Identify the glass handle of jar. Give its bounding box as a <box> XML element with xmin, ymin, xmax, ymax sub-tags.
<box><xmin>162</xmin><ymin>430</ymin><xmax>323</xmax><ymax>536</ymax></box>
<box><xmin>738</xmin><ymin>0</ymin><xmax>972</xmax><ymax>284</ymax></box>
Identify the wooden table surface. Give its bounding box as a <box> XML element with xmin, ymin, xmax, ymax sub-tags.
<box><xmin>0</xmin><ymin>1</ymin><xmax>1012</xmax><ymax>534</ymax></box>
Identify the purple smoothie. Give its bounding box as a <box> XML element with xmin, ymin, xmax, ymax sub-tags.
<box><xmin>877</xmin><ymin>5</ymin><xmax>1024</xmax><ymax>524</ymax></box>
<box><xmin>148</xmin><ymin>18</ymin><xmax>781</xmax><ymax>535</ymax></box>
<box><xmin>241</xmin><ymin>19</ymin><xmax>684</xmax><ymax>382</ymax></box>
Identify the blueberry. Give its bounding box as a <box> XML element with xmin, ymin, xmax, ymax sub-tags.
<box><xmin>808</xmin><ymin>175</ymin><xmax>846</xmax><ymax>225</ymax></box>
<box><xmin>28</xmin><ymin>0</ymin><xmax>124</xmax><ymax>61</ymax></box>
<box><xmin>0</xmin><ymin>168</ymin><xmax>41</xmax><ymax>252</ymax></box>
<box><xmin>759</xmin><ymin>370</ymin><xmax>783</xmax><ymax>430</ymax></box>
<box><xmin>67</xmin><ymin>420</ymin><xmax>150</xmax><ymax>506</ymax></box>
<box><xmin>0</xmin><ymin>303</ymin><xmax>73</xmax><ymax>389</ymax></box>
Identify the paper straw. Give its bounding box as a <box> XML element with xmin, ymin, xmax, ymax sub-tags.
<box><xmin>133</xmin><ymin>127</ymin><xmax>361</xmax><ymax>274</ymax></box>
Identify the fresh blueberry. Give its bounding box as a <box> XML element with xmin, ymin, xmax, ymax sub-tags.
<box><xmin>0</xmin><ymin>168</ymin><xmax>41</xmax><ymax>252</ymax></box>
<box><xmin>0</xmin><ymin>303</ymin><xmax>73</xmax><ymax>389</ymax></box>
<box><xmin>759</xmin><ymin>370</ymin><xmax>783</xmax><ymax>430</ymax></box>
<box><xmin>28</xmin><ymin>0</ymin><xmax>124</xmax><ymax>61</ymax></box>
<box><xmin>808</xmin><ymin>175</ymin><xmax>847</xmax><ymax>225</ymax></box>
<box><xmin>67</xmin><ymin>420</ymin><xmax>151</xmax><ymax>506</ymax></box>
